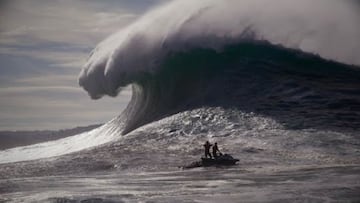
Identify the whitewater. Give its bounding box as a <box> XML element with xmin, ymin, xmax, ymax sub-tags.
<box><xmin>1</xmin><ymin>0</ymin><xmax>360</xmax><ymax>202</ymax></box>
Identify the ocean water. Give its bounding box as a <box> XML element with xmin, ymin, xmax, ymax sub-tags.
<box><xmin>1</xmin><ymin>0</ymin><xmax>360</xmax><ymax>202</ymax></box>
<box><xmin>1</xmin><ymin>166</ymin><xmax>360</xmax><ymax>202</ymax></box>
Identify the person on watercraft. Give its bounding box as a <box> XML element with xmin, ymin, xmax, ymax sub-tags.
<box><xmin>212</xmin><ymin>142</ymin><xmax>222</xmax><ymax>158</ymax></box>
<box><xmin>203</xmin><ymin>141</ymin><xmax>212</xmax><ymax>158</ymax></box>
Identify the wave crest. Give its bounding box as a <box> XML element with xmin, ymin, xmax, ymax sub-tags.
<box><xmin>79</xmin><ymin>0</ymin><xmax>360</xmax><ymax>133</ymax></box>
<box><xmin>121</xmin><ymin>42</ymin><xmax>360</xmax><ymax>133</ymax></box>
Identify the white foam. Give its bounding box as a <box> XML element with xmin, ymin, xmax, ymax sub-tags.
<box><xmin>79</xmin><ymin>0</ymin><xmax>360</xmax><ymax>99</ymax></box>
<box><xmin>0</xmin><ymin>119</ymin><xmax>122</xmax><ymax>164</ymax></box>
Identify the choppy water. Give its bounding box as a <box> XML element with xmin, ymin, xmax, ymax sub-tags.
<box><xmin>1</xmin><ymin>165</ymin><xmax>360</xmax><ymax>203</ymax></box>
<box><xmin>1</xmin><ymin>107</ymin><xmax>360</xmax><ymax>202</ymax></box>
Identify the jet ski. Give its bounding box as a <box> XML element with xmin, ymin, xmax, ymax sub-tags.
<box><xmin>201</xmin><ymin>154</ymin><xmax>239</xmax><ymax>166</ymax></box>
<box><xmin>183</xmin><ymin>154</ymin><xmax>239</xmax><ymax>169</ymax></box>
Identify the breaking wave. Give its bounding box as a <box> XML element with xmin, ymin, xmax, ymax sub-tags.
<box><xmin>115</xmin><ymin>42</ymin><xmax>360</xmax><ymax>134</ymax></box>
<box><xmin>1</xmin><ymin>0</ymin><xmax>360</xmax><ymax>165</ymax></box>
<box><xmin>79</xmin><ymin>0</ymin><xmax>360</xmax><ymax>134</ymax></box>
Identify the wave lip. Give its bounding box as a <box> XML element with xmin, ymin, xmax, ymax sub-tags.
<box><xmin>78</xmin><ymin>0</ymin><xmax>360</xmax><ymax>134</ymax></box>
<box><xmin>79</xmin><ymin>0</ymin><xmax>360</xmax><ymax>99</ymax></box>
<box><xmin>106</xmin><ymin>41</ymin><xmax>360</xmax><ymax>134</ymax></box>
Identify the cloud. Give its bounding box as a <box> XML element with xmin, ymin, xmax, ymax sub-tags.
<box><xmin>0</xmin><ymin>85</ymin><xmax>132</xmax><ymax>130</ymax></box>
<box><xmin>0</xmin><ymin>46</ymin><xmax>88</xmax><ymax>69</ymax></box>
<box><xmin>0</xmin><ymin>0</ymin><xmax>152</xmax><ymax>70</ymax></box>
<box><xmin>0</xmin><ymin>0</ymin><xmax>173</xmax><ymax>69</ymax></box>
<box><xmin>0</xmin><ymin>0</ymin><xmax>138</xmax><ymax>45</ymax></box>
<box><xmin>0</xmin><ymin>0</ymin><xmax>164</xmax><ymax>130</ymax></box>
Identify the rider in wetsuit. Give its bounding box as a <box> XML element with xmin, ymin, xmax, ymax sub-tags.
<box><xmin>212</xmin><ymin>142</ymin><xmax>221</xmax><ymax>158</ymax></box>
<box><xmin>203</xmin><ymin>141</ymin><xmax>212</xmax><ymax>158</ymax></box>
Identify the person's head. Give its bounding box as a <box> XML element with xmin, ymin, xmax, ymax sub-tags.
<box><xmin>215</xmin><ymin>142</ymin><xmax>217</xmax><ymax>145</ymax></box>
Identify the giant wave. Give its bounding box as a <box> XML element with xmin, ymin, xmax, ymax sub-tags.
<box><xmin>1</xmin><ymin>0</ymin><xmax>359</xmax><ymax>165</ymax></box>
<box><xmin>1</xmin><ymin>1</ymin><xmax>360</xmax><ymax>201</ymax></box>
<box><xmin>80</xmin><ymin>0</ymin><xmax>360</xmax><ymax>134</ymax></box>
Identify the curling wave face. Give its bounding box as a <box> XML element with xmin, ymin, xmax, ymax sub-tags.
<box><xmin>79</xmin><ymin>0</ymin><xmax>360</xmax><ymax>98</ymax></box>
<box><xmin>124</xmin><ymin>42</ymin><xmax>360</xmax><ymax>133</ymax></box>
<box><xmin>79</xmin><ymin>0</ymin><xmax>360</xmax><ymax>134</ymax></box>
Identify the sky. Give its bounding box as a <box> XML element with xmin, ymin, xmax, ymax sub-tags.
<box><xmin>0</xmin><ymin>0</ymin><xmax>168</xmax><ymax>131</ymax></box>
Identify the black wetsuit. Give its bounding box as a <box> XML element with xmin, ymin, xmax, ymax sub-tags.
<box><xmin>212</xmin><ymin>144</ymin><xmax>220</xmax><ymax>158</ymax></box>
<box><xmin>204</xmin><ymin>142</ymin><xmax>212</xmax><ymax>158</ymax></box>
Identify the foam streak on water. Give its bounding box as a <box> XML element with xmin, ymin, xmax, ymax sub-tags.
<box><xmin>1</xmin><ymin>166</ymin><xmax>359</xmax><ymax>203</ymax></box>
<box><xmin>0</xmin><ymin>118</ymin><xmax>122</xmax><ymax>164</ymax></box>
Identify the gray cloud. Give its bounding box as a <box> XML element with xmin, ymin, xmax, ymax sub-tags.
<box><xmin>0</xmin><ymin>0</ymin><xmax>137</xmax><ymax>44</ymax></box>
<box><xmin>0</xmin><ymin>0</ymin><xmax>166</xmax><ymax>130</ymax></box>
<box><xmin>0</xmin><ymin>85</ymin><xmax>131</xmax><ymax>131</ymax></box>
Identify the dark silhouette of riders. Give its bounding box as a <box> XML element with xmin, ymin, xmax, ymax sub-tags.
<box><xmin>212</xmin><ymin>142</ymin><xmax>221</xmax><ymax>158</ymax></box>
<box><xmin>203</xmin><ymin>141</ymin><xmax>212</xmax><ymax>158</ymax></box>
<box><xmin>204</xmin><ymin>141</ymin><xmax>223</xmax><ymax>159</ymax></box>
